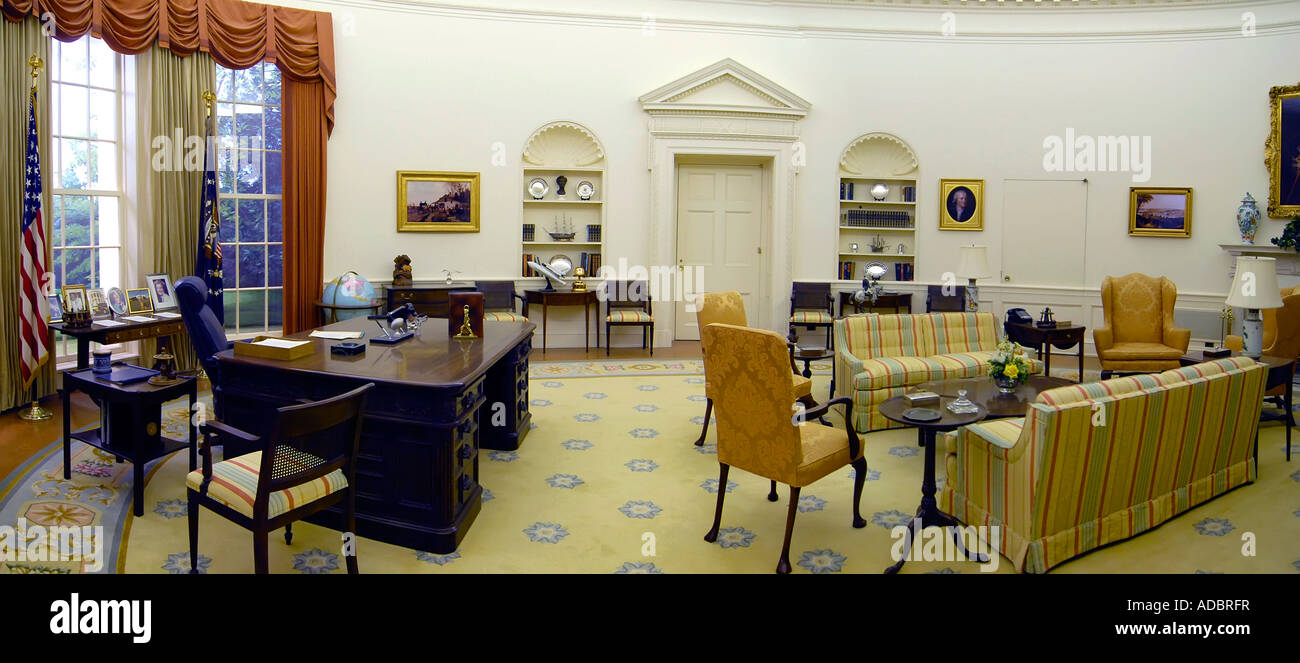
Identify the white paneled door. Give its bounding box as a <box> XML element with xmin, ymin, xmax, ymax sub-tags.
<box><xmin>675</xmin><ymin>164</ymin><xmax>764</xmax><ymax>340</ymax></box>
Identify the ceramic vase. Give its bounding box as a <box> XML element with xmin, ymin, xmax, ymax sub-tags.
<box><xmin>1237</xmin><ymin>192</ymin><xmax>1261</xmax><ymax>245</ymax></box>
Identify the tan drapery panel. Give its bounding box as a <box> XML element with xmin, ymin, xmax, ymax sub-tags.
<box><xmin>143</xmin><ymin>46</ymin><xmax>213</xmax><ymax>370</ymax></box>
<box><xmin>0</xmin><ymin>16</ymin><xmax>54</xmax><ymax>411</ymax></box>
<box><xmin>2</xmin><ymin>0</ymin><xmax>335</xmax><ymax>133</ymax></box>
<box><xmin>281</xmin><ymin>77</ymin><xmax>325</xmax><ymax>334</ymax></box>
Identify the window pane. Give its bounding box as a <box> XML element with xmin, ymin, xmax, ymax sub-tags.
<box><xmin>264</xmin><ymin>65</ymin><xmax>281</xmax><ymax>104</ymax></box>
<box><xmin>52</xmin><ymin>194</ymin><xmax>63</xmax><ymax>243</ymax></box>
<box><xmin>218</xmin><ymin>199</ymin><xmax>237</xmax><ymax>243</ymax></box>
<box><xmin>235</xmin><ymin>104</ymin><xmax>262</xmax><ymax>141</ymax></box>
<box><xmin>235</xmin><ymin>64</ymin><xmax>263</xmax><ymax>104</ymax></box>
<box><xmin>264</xmin><ymin>152</ymin><xmax>281</xmax><ymax>195</ymax></box>
<box><xmin>217</xmin><ymin>147</ymin><xmax>235</xmax><ymax>194</ymax></box>
<box><xmin>89</xmin><ymin>89</ymin><xmax>116</xmax><ymax>140</ymax></box>
<box><xmin>221</xmin><ymin>242</ymin><xmax>237</xmax><ymax>287</ymax></box>
<box><xmin>96</xmin><ymin>196</ymin><xmax>119</xmax><ymax>247</ymax></box>
<box><xmin>52</xmin><ymin>249</ymin><xmax>64</xmax><ymax>288</ymax></box>
<box><xmin>224</xmin><ymin>291</ymin><xmax>238</xmax><ymax>331</ymax></box>
<box><xmin>267</xmin><ymin>288</ymin><xmax>282</xmax><ymax>328</ymax></box>
<box><xmin>62</xmin><ymin>195</ymin><xmax>92</xmax><ymax>246</ymax></box>
<box><xmin>268</xmin><ymin>244</ymin><xmax>282</xmax><ymax>287</ymax></box>
<box><xmin>238</xmin><ymin>288</ymin><xmax>266</xmax><ymax>332</ymax></box>
<box><xmin>264</xmin><ymin>106</ymin><xmax>281</xmax><ymax>150</ymax></box>
<box><xmin>215</xmin><ymin>67</ymin><xmax>233</xmax><ymax>100</ymax></box>
<box><xmin>60</xmin><ymin>139</ymin><xmax>88</xmax><ymax>189</ymax></box>
<box><xmin>65</xmin><ymin>248</ymin><xmax>92</xmax><ymax>286</ymax></box>
<box><xmin>237</xmin><ymin>199</ymin><xmax>265</xmax><ymax>242</ymax></box>
<box><xmin>89</xmin><ymin>141</ymin><xmax>118</xmax><ymax>190</ymax></box>
<box><xmin>88</xmin><ymin>39</ymin><xmax>116</xmax><ymax>89</ymax></box>
<box><xmin>216</xmin><ymin>103</ymin><xmax>236</xmax><ymax>149</ymax></box>
<box><xmin>267</xmin><ymin>200</ymin><xmax>282</xmax><ymax>242</ymax></box>
<box><xmin>238</xmin><ymin>244</ymin><xmax>266</xmax><ymax>288</ymax></box>
<box><xmin>60</xmin><ymin>84</ymin><xmax>87</xmax><ymax>137</ymax></box>
<box><xmin>235</xmin><ymin>150</ymin><xmax>262</xmax><ymax>194</ymax></box>
<box><xmin>98</xmin><ymin>247</ymin><xmax>120</xmax><ymax>291</ymax></box>
<box><xmin>50</xmin><ymin>84</ymin><xmax>60</xmax><ymax>135</ymax></box>
<box><xmin>59</xmin><ymin>40</ymin><xmax>88</xmax><ymax>86</ymax></box>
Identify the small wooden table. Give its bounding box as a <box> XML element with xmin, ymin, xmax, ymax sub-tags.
<box><xmin>315</xmin><ymin>299</ymin><xmax>383</xmax><ymax>326</ymax></box>
<box><xmin>1005</xmin><ymin>323</ymin><xmax>1087</xmax><ymax>382</ymax></box>
<box><xmin>839</xmin><ymin>291</ymin><xmax>912</xmax><ymax>316</ymax></box>
<box><xmin>918</xmin><ymin>375</ymin><xmax>1074</xmax><ymax>419</ymax></box>
<box><xmin>61</xmin><ymin>367</ymin><xmax>198</xmax><ymax>517</ymax></box>
<box><xmin>525</xmin><ymin>289</ymin><xmax>599</xmax><ymax>354</ymax></box>
<box><xmin>878</xmin><ymin>396</ymin><xmax>987</xmax><ymax>574</ymax></box>
<box><xmin>50</xmin><ymin>316</ymin><xmax>186</xmax><ymax>370</ymax></box>
<box><xmin>1180</xmin><ymin>351</ymin><xmax>1295</xmax><ymax>464</ymax></box>
<box><xmin>793</xmin><ymin>347</ymin><xmax>836</xmax><ymax>402</ymax></box>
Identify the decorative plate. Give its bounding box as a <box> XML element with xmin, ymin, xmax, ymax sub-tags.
<box><xmin>576</xmin><ymin>181</ymin><xmax>595</xmax><ymax>201</ymax></box>
<box><xmin>548</xmin><ymin>254</ymin><xmax>573</xmax><ymax>277</ymax></box>
<box><xmin>870</xmin><ymin>182</ymin><xmax>890</xmax><ymax>201</ymax></box>
<box><xmin>902</xmin><ymin>407</ymin><xmax>941</xmax><ymax>422</ymax></box>
<box><xmin>528</xmin><ymin>178</ymin><xmax>548</xmax><ymax>200</ymax></box>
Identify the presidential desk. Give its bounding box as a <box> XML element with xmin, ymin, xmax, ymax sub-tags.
<box><xmin>214</xmin><ymin>317</ymin><xmax>533</xmax><ymax>554</ymax></box>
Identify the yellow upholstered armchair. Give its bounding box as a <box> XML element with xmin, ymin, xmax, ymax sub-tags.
<box><xmin>1094</xmin><ymin>273</ymin><xmax>1191</xmax><ymax>377</ymax></box>
<box><xmin>700</xmin><ymin>323</ymin><xmax>867</xmax><ymax>574</ymax></box>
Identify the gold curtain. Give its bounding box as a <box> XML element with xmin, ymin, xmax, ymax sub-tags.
<box><xmin>141</xmin><ymin>46</ymin><xmax>213</xmax><ymax>370</ymax></box>
<box><xmin>0</xmin><ymin>16</ymin><xmax>54</xmax><ymax>411</ymax></box>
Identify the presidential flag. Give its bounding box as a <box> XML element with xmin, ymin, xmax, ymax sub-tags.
<box><xmin>18</xmin><ymin>86</ymin><xmax>51</xmax><ymax>386</ymax></box>
<box><xmin>195</xmin><ymin>113</ymin><xmax>223</xmax><ymax>322</ymax></box>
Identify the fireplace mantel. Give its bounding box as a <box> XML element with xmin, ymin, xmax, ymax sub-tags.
<box><xmin>1219</xmin><ymin>244</ymin><xmax>1300</xmax><ymax>277</ymax></box>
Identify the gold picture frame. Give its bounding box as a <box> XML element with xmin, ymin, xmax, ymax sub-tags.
<box><xmin>1265</xmin><ymin>82</ymin><xmax>1300</xmax><ymax>218</ymax></box>
<box><xmin>126</xmin><ymin>287</ymin><xmax>154</xmax><ymax>314</ymax></box>
<box><xmin>939</xmin><ymin>179</ymin><xmax>984</xmax><ymax>231</ymax></box>
<box><xmin>396</xmin><ymin>171</ymin><xmax>480</xmax><ymax>232</ymax></box>
<box><xmin>1129</xmin><ymin>187</ymin><xmax>1192</xmax><ymax>238</ymax></box>
<box><xmin>62</xmin><ymin>284</ymin><xmax>88</xmax><ymax>315</ymax></box>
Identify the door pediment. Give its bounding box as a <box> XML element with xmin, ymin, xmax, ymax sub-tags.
<box><xmin>640</xmin><ymin>59</ymin><xmax>810</xmax><ymax>139</ymax></box>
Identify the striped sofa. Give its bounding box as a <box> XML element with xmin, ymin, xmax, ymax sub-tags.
<box><xmin>833</xmin><ymin>312</ymin><xmax>1040</xmax><ymax>433</ymax></box>
<box><xmin>940</xmin><ymin>357</ymin><xmax>1267</xmax><ymax>573</ymax></box>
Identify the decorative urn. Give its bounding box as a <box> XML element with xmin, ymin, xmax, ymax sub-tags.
<box><xmin>1236</xmin><ymin>192</ymin><xmax>1261</xmax><ymax>245</ymax></box>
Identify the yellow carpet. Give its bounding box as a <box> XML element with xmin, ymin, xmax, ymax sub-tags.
<box><xmin>121</xmin><ymin>372</ymin><xmax>1300</xmax><ymax>574</ymax></box>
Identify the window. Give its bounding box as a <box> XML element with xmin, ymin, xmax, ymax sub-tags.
<box><xmin>49</xmin><ymin>37</ymin><xmax>123</xmax><ymax>357</ymax></box>
<box><xmin>214</xmin><ymin>63</ymin><xmax>283</xmax><ymax>334</ymax></box>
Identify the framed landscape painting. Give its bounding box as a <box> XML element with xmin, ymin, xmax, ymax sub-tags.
<box><xmin>1265</xmin><ymin>82</ymin><xmax>1300</xmax><ymax>218</ymax></box>
<box><xmin>397</xmin><ymin>171</ymin><xmax>480</xmax><ymax>232</ymax></box>
<box><xmin>1129</xmin><ymin>187</ymin><xmax>1192</xmax><ymax>238</ymax></box>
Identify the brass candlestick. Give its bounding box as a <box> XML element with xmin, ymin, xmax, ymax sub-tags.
<box><xmin>454</xmin><ymin>305</ymin><xmax>477</xmax><ymax>339</ymax></box>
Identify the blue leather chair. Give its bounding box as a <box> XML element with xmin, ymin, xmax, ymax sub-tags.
<box><xmin>176</xmin><ymin>276</ymin><xmax>232</xmax><ymax>415</ymax></box>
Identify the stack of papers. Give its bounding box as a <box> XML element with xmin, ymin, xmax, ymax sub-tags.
<box><xmin>93</xmin><ymin>319</ymin><xmax>125</xmax><ymax>327</ymax></box>
<box><xmin>123</xmin><ymin>315</ymin><xmax>154</xmax><ymax>322</ymax></box>
<box><xmin>251</xmin><ymin>338</ymin><xmax>310</xmax><ymax>349</ymax></box>
<box><xmin>309</xmin><ymin>330</ymin><xmax>364</xmax><ymax>340</ymax></box>
<box><xmin>154</xmin><ymin>311</ymin><xmax>182</xmax><ymax>319</ymax></box>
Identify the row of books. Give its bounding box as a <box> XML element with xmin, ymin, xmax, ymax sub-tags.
<box><xmin>579</xmin><ymin>252</ymin><xmax>602</xmax><ymax>275</ymax></box>
<box><xmin>586</xmin><ymin>225</ymin><xmax>601</xmax><ymax>242</ymax></box>
<box><xmin>521</xmin><ymin>253</ymin><xmax>539</xmax><ymax>277</ymax></box>
<box><xmin>837</xmin><ymin>261</ymin><xmax>916</xmax><ymax>281</ymax></box>
<box><xmin>521</xmin><ymin>224</ymin><xmax>603</xmax><ymax>242</ymax></box>
<box><xmin>839</xmin><ymin>182</ymin><xmax>856</xmax><ymax>200</ymax></box>
<box><xmin>842</xmin><ymin>209</ymin><xmax>914</xmax><ymax>227</ymax></box>
<box><xmin>901</xmin><ymin>185</ymin><xmax>916</xmax><ymax>202</ymax></box>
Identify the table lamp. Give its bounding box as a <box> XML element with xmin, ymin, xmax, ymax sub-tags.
<box><xmin>1224</xmin><ymin>256</ymin><xmax>1283</xmax><ymax>358</ymax></box>
<box><xmin>957</xmin><ymin>245</ymin><xmax>992</xmax><ymax>312</ymax></box>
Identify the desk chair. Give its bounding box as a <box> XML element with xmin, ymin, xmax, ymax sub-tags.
<box><xmin>176</xmin><ymin>276</ymin><xmax>233</xmax><ymax>416</ymax></box>
<box><xmin>925</xmin><ymin>285</ymin><xmax>967</xmax><ymax>313</ymax></box>
<box><xmin>188</xmin><ymin>383</ymin><xmax>374</xmax><ymax>574</ymax></box>
<box><xmin>473</xmin><ymin>280</ymin><xmax>528</xmax><ymax>322</ymax></box>
<box><xmin>605</xmin><ymin>280</ymin><xmax>654</xmax><ymax>356</ymax></box>
<box><xmin>789</xmin><ymin>282</ymin><xmax>834</xmax><ymax>347</ymax></box>
<box><xmin>701</xmin><ymin>323</ymin><xmax>867</xmax><ymax>574</ymax></box>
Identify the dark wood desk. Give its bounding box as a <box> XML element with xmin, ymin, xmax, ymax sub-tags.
<box><xmin>214</xmin><ymin>316</ymin><xmax>534</xmax><ymax>554</ymax></box>
<box><xmin>525</xmin><ymin>289</ymin><xmax>598</xmax><ymax>353</ymax></box>
<box><xmin>50</xmin><ymin>316</ymin><xmax>186</xmax><ymax>370</ymax></box>
<box><xmin>838</xmin><ymin>291</ymin><xmax>912</xmax><ymax>316</ymax></box>
<box><xmin>1180</xmin><ymin>351</ymin><xmax>1295</xmax><ymax>464</ymax></box>
<box><xmin>1005</xmin><ymin>323</ymin><xmax>1087</xmax><ymax>382</ymax></box>
<box><xmin>61</xmin><ymin>367</ymin><xmax>197</xmax><ymax>517</ymax></box>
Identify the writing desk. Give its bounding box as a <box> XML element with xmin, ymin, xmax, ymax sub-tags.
<box><xmin>215</xmin><ymin>316</ymin><xmax>534</xmax><ymax>554</ymax></box>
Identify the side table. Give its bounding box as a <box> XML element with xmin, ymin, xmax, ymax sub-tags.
<box><xmin>525</xmin><ymin>289</ymin><xmax>599</xmax><ymax>354</ymax></box>
<box><xmin>61</xmin><ymin>367</ymin><xmax>198</xmax><ymax>517</ymax></box>
<box><xmin>1005</xmin><ymin>322</ymin><xmax>1086</xmax><ymax>383</ymax></box>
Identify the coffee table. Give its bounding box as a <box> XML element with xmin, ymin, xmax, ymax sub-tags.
<box><xmin>917</xmin><ymin>375</ymin><xmax>1074</xmax><ymax>419</ymax></box>
<box><xmin>877</xmin><ymin>396</ymin><xmax>987</xmax><ymax>574</ymax></box>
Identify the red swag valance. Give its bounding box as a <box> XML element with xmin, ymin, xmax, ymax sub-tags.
<box><xmin>2</xmin><ymin>0</ymin><xmax>335</xmax><ymax>133</ymax></box>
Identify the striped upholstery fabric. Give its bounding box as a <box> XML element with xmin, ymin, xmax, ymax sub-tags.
<box><xmin>834</xmin><ymin>312</ymin><xmax>1040</xmax><ymax>432</ymax></box>
<box><xmin>790</xmin><ymin>311</ymin><xmax>833</xmax><ymax>324</ymax></box>
<box><xmin>485</xmin><ymin>311</ymin><xmax>527</xmax><ymax>322</ymax></box>
<box><xmin>186</xmin><ymin>450</ymin><xmax>348</xmax><ymax>519</ymax></box>
<box><xmin>606</xmin><ymin>310</ymin><xmax>652</xmax><ymax>323</ymax></box>
<box><xmin>940</xmin><ymin>359</ymin><xmax>1267</xmax><ymax>573</ymax></box>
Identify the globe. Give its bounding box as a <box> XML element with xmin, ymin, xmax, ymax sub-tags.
<box><xmin>322</xmin><ymin>271</ymin><xmax>378</xmax><ymax>321</ymax></box>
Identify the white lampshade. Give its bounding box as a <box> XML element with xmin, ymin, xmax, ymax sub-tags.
<box><xmin>1225</xmin><ymin>257</ymin><xmax>1284</xmax><ymax>309</ymax></box>
<box><xmin>957</xmin><ymin>245</ymin><xmax>992</xmax><ymax>280</ymax></box>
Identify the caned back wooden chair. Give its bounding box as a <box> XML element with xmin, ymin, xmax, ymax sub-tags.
<box><xmin>188</xmin><ymin>383</ymin><xmax>374</xmax><ymax>574</ymax></box>
<box><xmin>700</xmin><ymin>323</ymin><xmax>867</xmax><ymax>574</ymax></box>
<box><xmin>925</xmin><ymin>285</ymin><xmax>967</xmax><ymax>313</ymax></box>
<box><xmin>475</xmin><ymin>280</ymin><xmax>528</xmax><ymax>322</ymax></box>
<box><xmin>604</xmin><ymin>280</ymin><xmax>654</xmax><ymax>356</ymax></box>
<box><xmin>789</xmin><ymin>282</ymin><xmax>834</xmax><ymax>347</ymax></box>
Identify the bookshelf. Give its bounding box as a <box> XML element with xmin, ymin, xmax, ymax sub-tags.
<box><xmin>520</xmin><ymin>122</ymin><xmax>606</xmax><ymax>279</ymax></box>
<box><xmin>836</xmin><ymin>133</ymin><xmax>920</xmax><ymax>283</ymax></box>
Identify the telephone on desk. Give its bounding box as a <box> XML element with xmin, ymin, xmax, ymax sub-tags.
<box><xmin>1004</xmin><ymin>308</ymin><xmax>1034</xmax><ymax>346</ymax></box>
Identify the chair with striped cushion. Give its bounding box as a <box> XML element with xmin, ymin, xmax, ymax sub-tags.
<box><xmin>188</xmin><ymin>383</ymin><xmax>374</xmax><ymax>574</ymax></box>
<box><xmin>475</xmin><ymin>280</ymin><xmax>528</xmax><ymax>322</ymax></box>
<box><xmin>604</xmin><ymin>280</ymin><xmax>653</xmax><ymax>356</ymax></box>
<box><xmin>789</xmin><ymin>282</ymin><xmax>834</xmax><ymax>348</ymax></box>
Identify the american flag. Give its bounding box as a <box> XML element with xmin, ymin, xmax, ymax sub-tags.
<box><xmin>195</xmin><ymin>113</ymin><xmax>223</xmax><ymax>322</ymax></box>
<box><xmin>18</xmin><ymin>87</ymin><xmax>50</xmax><ymax>386</ymax></box>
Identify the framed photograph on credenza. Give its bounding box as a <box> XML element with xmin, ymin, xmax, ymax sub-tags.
<box><xmin>62</xmin><ymin>285</ymin><xmax>88</xmax><ymax>316</ymax></box>
<box><xmin>1265</xmin><ymin>81</ymin><xmax>1300</xmax><ymax>218</ymax></box>
<box><xmin>939</xmin><ymin>179</ymin><xmax>984</xmax><ymax>231</ymax></box>
<box><xmin>87</xmin><ymin>287</ymin><xmax>111</xmax><ymax>319</ymax></box>
<box><xmin>126</xmin><ymin>288</ymin><xmax>154</xmax><ymax>315</ymax></box>
<box><xmin>146</xmin><ymin>273</ymin><xmax>177</xmax><ymax>311</ymax></box>
<box><xmin>46</xmin><ymin>293</ymin><xmax>64</xmax><ymax>324</ymax></box>
<box><xmin>1129</xmin><ymin>187</ymin><xmax>1192</xmax><ymax>238</ymax></box>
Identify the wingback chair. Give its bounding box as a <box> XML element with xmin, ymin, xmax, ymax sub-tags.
<box><xmin>1094</xmin><ymin>273</ymin><xmax>1191</xmax><ymax>377</ymax></box>
<box><xmin>176</xmin><ymin>276</ymin><xmax>233</xmax><ymax>414</ymax></box>
<box><xmin>700</xmin><ymin>323</ymin><xmax>867</xmax><ymax>574</ymax></box>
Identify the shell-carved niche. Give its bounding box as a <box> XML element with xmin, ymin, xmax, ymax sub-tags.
<box><xmin>839</xmin><ymin>132</ymin><xmax>919</xmax><ymax>176</ymax></box>
<box><xmin>522</xmin><ymin>121</ymin><xmax>605</xmax><ymax>167</ymax></box>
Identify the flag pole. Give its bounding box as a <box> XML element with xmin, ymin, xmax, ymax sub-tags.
<box><xmin>193</xmin><ymin>90</ymin><xmax>216</xmax><ymax>385</ymax></box>
<box><xmin>19</xmin><ymin>54</ymin><xmax>52</xmax><ymax>422</ymax></box>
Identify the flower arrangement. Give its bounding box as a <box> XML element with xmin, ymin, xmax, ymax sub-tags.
<box><xmin>987</xmin><ymin>339</ymin><xmax>1032</xmax><ymax>393</ymax></box>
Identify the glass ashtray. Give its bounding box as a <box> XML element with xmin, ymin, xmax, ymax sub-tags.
<box><xmin>946</xmin><ymin>388</ymin><xmax>980</xmax><ymax>415</ymax></box>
